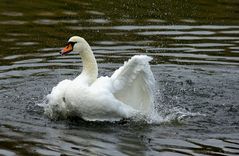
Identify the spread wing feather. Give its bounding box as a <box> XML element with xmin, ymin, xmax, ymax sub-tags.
<box><xmin>110</xmin><ymin>55</ymin><xmax>155</xmax><ymax>114</ymax></box>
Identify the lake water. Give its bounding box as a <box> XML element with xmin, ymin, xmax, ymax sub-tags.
<box><xmin>0</xmin><ymin>0</ymin><xmax>239</xmax><ymax>155</ymax></box>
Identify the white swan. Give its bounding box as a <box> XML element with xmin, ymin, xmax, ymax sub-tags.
<box><xmin>45</xmin><ymin>36</ymin><xmax>155</xmax><ymax>121</ymax></box>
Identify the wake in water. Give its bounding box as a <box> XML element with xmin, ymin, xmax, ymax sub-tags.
<box><xmin>39</xmin><ymin>88</ymin><xmax>204</xmax><ymax>124</ymax></box>
<box><xmin>40</xmin><ymin>95</ymin><xmax>160</xmax><ymax>123</ymax></box>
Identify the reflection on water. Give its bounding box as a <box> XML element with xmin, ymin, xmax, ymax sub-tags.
<box><xmin>0</xmin><ymin>0</ymin><xmax>239</xmax><ymax>155</ymax></box>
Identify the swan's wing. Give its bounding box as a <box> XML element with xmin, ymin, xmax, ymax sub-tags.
<box><xmin>110</xmin><ymin>55</ymin><xmax>155</xmax><ymax>114</ymax></box>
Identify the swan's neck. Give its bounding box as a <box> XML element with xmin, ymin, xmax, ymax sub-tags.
<box><xmin>79</xmin><ymin>46</ymin><xmax>98</xmax><ymax>85</ymax></box>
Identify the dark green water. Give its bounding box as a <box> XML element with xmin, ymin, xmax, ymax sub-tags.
<box><xmin>0</xmin><ymin>0</ymin><xmax>239</xmax><ymax>155</ymax></box>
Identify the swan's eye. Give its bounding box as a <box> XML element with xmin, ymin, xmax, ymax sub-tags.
<box><xmin>68</xmin><ymin>42</ymin><xmax>76</xmax><ymax>47</ymax></box>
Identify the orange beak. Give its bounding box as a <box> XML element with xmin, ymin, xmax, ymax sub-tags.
<box><xmin>60</xmin><ymin>43</ymin><xmax>73</xmax><ymax>55</ymax></box>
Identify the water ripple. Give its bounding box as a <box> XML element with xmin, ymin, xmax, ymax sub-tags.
<box><xmin>0</xmin><ymin>20</ymin><xmax>27</xmax><ymax>25</ymax></box>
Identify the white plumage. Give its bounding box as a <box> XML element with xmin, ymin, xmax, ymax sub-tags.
<box><xmin>45</xmin><ymin>36</ymin><xmax>155</xmax><ymax>121</ymax></box>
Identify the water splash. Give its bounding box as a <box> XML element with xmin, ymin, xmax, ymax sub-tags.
<box><xmin>38</xmin><ymin>94</ymin><xmax>204</xmax><ymax>124</ymax></box>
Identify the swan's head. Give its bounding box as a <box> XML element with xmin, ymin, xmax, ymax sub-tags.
<box><xmin>60</xmin><ymin>36</ymin><xmax>90</xmax><ymax>55</ymax></box>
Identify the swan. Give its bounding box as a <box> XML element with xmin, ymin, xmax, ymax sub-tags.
<box><xmin>45</xmin><ymin>36</ymin><xmax>156</xmax><ymax>121</ymax></box>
